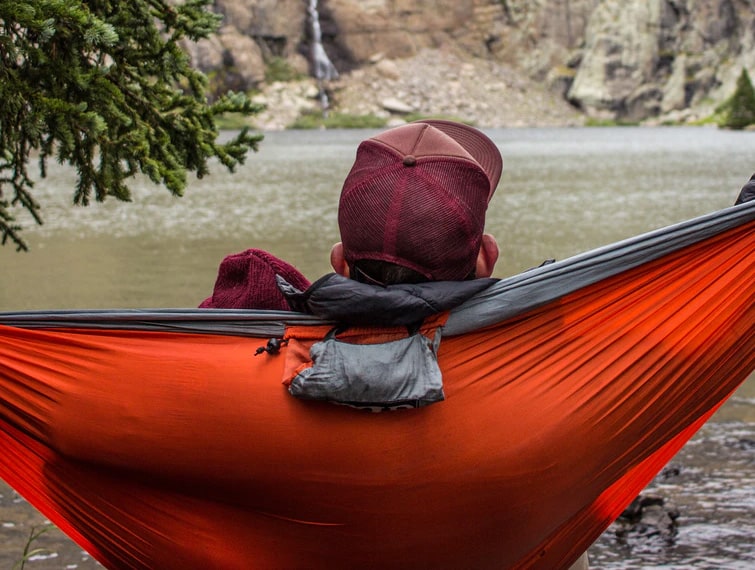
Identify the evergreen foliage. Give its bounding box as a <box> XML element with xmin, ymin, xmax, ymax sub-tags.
<box><xmin>718</xmin><ymin>68</ymin><xmax>755</xmax><ymax>130</ymax></box>
<box><xmin>0</xmin><ymin>0</ymin><xmax>264</xmax><ymax>250</ymax></box>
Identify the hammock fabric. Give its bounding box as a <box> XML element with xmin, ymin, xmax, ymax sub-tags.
<box><xmin>1</xmin><ymin>203</ymin><xmax>754</xmax><ymax>570</ymax></box>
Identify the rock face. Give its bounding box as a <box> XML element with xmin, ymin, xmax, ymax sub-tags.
<box><xmin>569</xmin><ymin>0</ymin><xmax>755</xmax><ymax>122</ymax></box>
<box><xmin>187</xmin><ymin>0</ymin><xmax>755</xmax><ymax>128</ymax></box>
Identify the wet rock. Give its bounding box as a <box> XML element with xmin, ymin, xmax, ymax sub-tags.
<box><xmin>658</xmin><ymin>465</ymin><xmax>680</xmax><ymax>479</ymax></box>
<box><xmin>612</xmin><ymin>493</ymin><xmax>680</xmax><ymax>544</ymax></box>
<box><xmin>732</xmin><ymin>437</ymin><xmax>755</xmax><ymax>451</ymax></box>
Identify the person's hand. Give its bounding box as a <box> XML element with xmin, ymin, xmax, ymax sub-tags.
<box><xmin>735</xmin><ymin>173</ymin><xmax>755</xmax><ymax>205</ymax></box>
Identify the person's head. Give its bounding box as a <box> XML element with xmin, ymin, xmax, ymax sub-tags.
<box><xmin>330</xmin><ymin>119</ymin><xmax>502</xmax><ymax>285</ymax></box>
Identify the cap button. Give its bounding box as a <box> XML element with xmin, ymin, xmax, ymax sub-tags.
<box><xmin>403</xmin><ymin>155</ymin><xmax>417</xmax><ymax>167</ymax></box>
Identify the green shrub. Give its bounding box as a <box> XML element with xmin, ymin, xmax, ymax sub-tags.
<box><xmin>403</xmin><ymin>113</ymin><xmax>474</xmax><ymax>125</ymax></box>
<box><xmin>265</xmin><ymin>58</ymin><xmax>304</xmax><ymax>83</ymax></box>
<box><xmin>584</xmin><ymin>117</ymin><xmax>639</xmax><ymax>127</ymax></box>
<box><xmin>717</xmin><ymin>68</ymin><xmax>755</xmax><ymax>130</ymax></box>
<box><xmin>289</xmin><ymin>112</ymin><xmax>388</xmax><ymax>129</ymax></box>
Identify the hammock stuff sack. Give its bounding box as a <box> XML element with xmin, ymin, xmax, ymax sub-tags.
<box><xmin>0</xmin><ymin>201</ymin><xmax>753</xmax><ymax>570</ymax></box>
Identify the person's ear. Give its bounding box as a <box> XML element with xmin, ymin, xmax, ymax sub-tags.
<box><xmin>475</xmin><ymin>233</ymin><xmax>499</xmax><ymax>278</ymax></box>
<box><xmin>330</xmin><ymin>242</ymin><xmax>350</xmax><ymax>277</ymax></box>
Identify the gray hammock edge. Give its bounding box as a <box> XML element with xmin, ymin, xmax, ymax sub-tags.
<box><xmin>1</xmin><ymin>201</ymin><xmax>753</xmax><ymax>338</ymax></box>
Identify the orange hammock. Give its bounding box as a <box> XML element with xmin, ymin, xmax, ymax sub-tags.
<box><xmin>1</xmin><ymin>203</ymin><xmax>753</xmax><ymax>569</ymax></box>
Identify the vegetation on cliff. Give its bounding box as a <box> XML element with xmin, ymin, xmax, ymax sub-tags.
<box><xmin>717</xmin><ymin>69</ymin><xmax>755</xmax><ymax>130</ymax></box>
<box><xmin>0</xmin><ymin>0</ymin><xmax>262</xmax><ymax>251</ymax></box>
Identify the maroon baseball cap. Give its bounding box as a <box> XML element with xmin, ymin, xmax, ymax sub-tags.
<box><xmin>338</xmin><ymin>119</ymin><xmax>502</xmax><ymax>281</ymax></box>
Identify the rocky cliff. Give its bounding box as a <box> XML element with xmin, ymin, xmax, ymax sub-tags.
<box><xmin>184</xmin><ymin>0</ymin><xmax>755</xmax><ymax>128</ymax></box>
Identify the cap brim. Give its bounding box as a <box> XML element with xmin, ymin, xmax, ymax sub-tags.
<box><xmin>413</xmin><ymin>119</ymin><xmax>502</xmax><ymax>200</ymax></box>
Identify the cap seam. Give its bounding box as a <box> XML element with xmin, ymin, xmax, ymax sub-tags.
<box><xmin>365</xmin><ymin>138</ymin><xmax>481</xmax><ymax>168</ymax></box>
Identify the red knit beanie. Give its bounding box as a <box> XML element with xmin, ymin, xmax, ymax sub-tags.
<box><xmin>199</xmin><ymin>249</ymin><xmax>311</xmax><ymax>310</ymax></box>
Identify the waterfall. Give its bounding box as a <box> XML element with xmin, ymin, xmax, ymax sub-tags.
<box><xmin>307</xmin><ymin>0</ymin><xmax>338</xmax><ymax>113</ymax></box>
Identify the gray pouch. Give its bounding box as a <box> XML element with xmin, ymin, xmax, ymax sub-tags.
<box><xmin>288</xmin><ymin>327</ymin><xmax>445</xmax><ymax>410</ymax></box>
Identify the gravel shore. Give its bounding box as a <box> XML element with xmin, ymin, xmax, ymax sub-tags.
<box><xmin>251</xmin><ymin>48</ymin><xmax>585</xmax><ymax>130</ymax></box>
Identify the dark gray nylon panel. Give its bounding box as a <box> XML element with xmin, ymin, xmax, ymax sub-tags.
<box><xmin>0</xmin><ymin>308</ymin><xmax>314</xmax><ymax>338</ymax></box>
<box><xmin>444</xmin><ymin>201</ymin><xmax>754</xmax><ymax>335</ymax></box>
<box><xmin>1</xmin><ymin>202</ymin><xmax>752</xmax><ymax>337</ymax></box>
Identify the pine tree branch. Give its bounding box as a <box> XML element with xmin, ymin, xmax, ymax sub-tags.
<box><xmin>0</xmin><ymin>0</ymin><xmax>262</xmax><ymax>250</ymax></box>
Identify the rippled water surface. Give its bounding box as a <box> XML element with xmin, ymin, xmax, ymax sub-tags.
<box><xmin>0</xmin><ymin>126</ymin><xmax>753</xmax><ymax>568</ymax></box>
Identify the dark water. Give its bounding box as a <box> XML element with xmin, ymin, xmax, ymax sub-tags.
<box><xmin>0</xmin><ymin>126</ymin><xmax>753</xmax><ymax>568</ymax></box>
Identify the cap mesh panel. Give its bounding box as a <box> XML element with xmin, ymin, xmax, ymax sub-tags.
<box><xmin>339</xmin><ymin>144</ymin><xmax>490</xmax><ymax>280</ymax></box>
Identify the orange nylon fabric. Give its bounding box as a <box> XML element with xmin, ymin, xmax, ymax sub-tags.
<box><xmin>0</xmin><ymin>222</ymin><xmax>753</xmax><ymax>569</ymax></box>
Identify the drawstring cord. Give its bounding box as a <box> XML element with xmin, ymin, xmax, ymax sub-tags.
<box><xmin>255</xmin><ymin>337</ymin><xmax>288</xmax><ymax>356</ymax></box>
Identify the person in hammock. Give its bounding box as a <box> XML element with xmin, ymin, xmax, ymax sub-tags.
<box><xmin>199</xmin><ymin>119</ymin><xmax>500</xmax><ymax>311</ymax></box>
<box><xmin>198</xmin><ymin>123</ymin><xmax>753</xmax><ymax>570</ymax></box>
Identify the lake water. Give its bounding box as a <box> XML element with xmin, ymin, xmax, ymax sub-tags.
<box><xmin>0</xmin><ymin>126</ymin><xmax>753</xmax><ymax>568</ymax></box>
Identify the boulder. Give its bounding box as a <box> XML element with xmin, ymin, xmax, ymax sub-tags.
<box><xmin>381</xmin><ymin>97</ymin><xmax>415</xmax><ymax>114</ymax></box>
